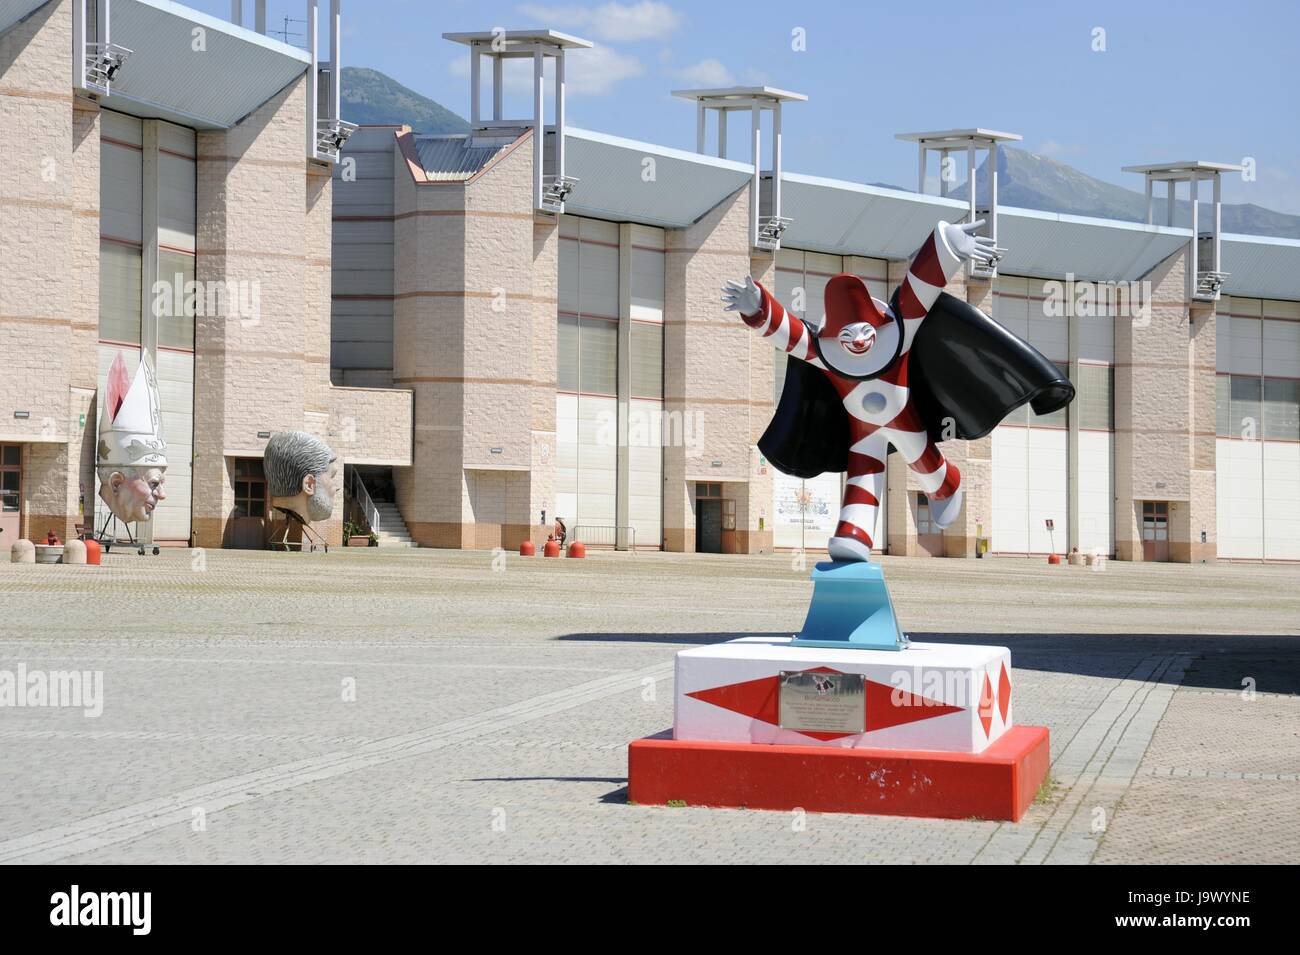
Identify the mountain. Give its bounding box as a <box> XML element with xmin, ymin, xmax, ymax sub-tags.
<box><xmin>340</xmin><ymin>67</ymin><xmax>468</xmax><ymax>134</ymax></box>
<box><xmin>952</xmin><ymin>147</ymin><xmax>1300</xmax><ymax>240</ymax></box>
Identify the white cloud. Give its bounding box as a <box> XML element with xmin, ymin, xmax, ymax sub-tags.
<box><xmin>449</xmin><ymin>44</ymin><xmax>644</xmax><ymax>97</ymax></box>
<box><xmin>516</xmin><ymin>2</ymin><xmax>683</xmax><ymax>42</ymax></box>
<box><xmin>673</xmin><ymin>58</ymin><xmax>735</xmax><ymax>87</ymax></box>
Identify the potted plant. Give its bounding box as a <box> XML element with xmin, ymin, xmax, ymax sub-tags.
<box><xmin>343</xmin><ymin>520</ymin><xmax>370</xmax><ymax>548</ymax></box>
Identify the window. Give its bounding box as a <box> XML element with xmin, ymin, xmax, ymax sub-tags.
<box><xmin>232</xmin><ymin>458</ymin><xmax>266</xmax><ymax>519</ymax></box>
<box><xmin>916</xmin><ymin>493</ymin><xmax>935</xmax><ymax>535</ymax></box>
<box><xmin>1216</xmin><ymin>375</ymin><xmax>1231</xmax><ymax>437</ymax></box>
<box><xmin>156</xmin><ymin>249</ymin><xmax>195</xmax><ymax>349</ymax></box>
<box><xmin>1263</xmin><ymin>378</ymin><xmax>1300</xmax><ymax>441</ymax></box>
<box><xmin>578</xmin><ymin>317</ymin><xmax>617</xmax><ymax>396</ymax></box>
<box><xmin>1077</xmin><ymin>363</ymin><xmax>1113</xmax><ymax>430</ymax></box>
<box><xmin>1</xmin><ymin>471</ymin><xmax>18</xmax><ymax>513</ymax></box>
<box><xmin>696</xmin><ymin>482</ymin><xmax>722</xmax><ymax>499</ymax></box>
<box><xmin>557</xmin><ymin>314</ymin><xmax>579</xmax><ymax>391</ymax></box>
<box><xmin>630</xmin><ymin>322</ymin><xmax>662</xmax><ymax>399</ymax></box>
<box><xmin>99</xmin><ymin>240</ymin><xmax>142</xmax><ymax>343</ymax></box>
<box><xmin>1142</xmin><ymin>501</ymin><xmax>1168</xmax><ymax>541</ymax></box>
<box><xmin>1229</xmin><ymin>375</ymin><xmax>1262</xmax><ymax>438</ymax></box>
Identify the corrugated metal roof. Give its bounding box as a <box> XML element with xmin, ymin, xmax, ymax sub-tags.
<box><xmin>554</xmin><ymin>130</ymin><xmax>1300</xmax><ymax>301</ymax></box>
<box><xmin>1221</xmin><ymin>234</ymin><xmax>1300</xmax><ymax>301</ymax></box>
<box><xmin>997</xmin><ymin>207</ymin><xmax>1189</xmax><ymax>283</ymax></box>
<box><xmin>562</xmin><ymin>127</ymin><xmax>753</xmax><ymax>228</ymax></box>
<box><xmin>414</xmin><ymin>135</ymin><xmax>508</xmax><ymax>182</ymax></box>
<box><xmin>97</xmin><ymin>0</ymin><xmax>309</xmax><ymax>130</ymax></box>
<box><xmin>0</xmin><ymin>0</ymin><xmax>51</xmax><ymax>38</ymax></box>
<box><xmin>778</xmin><ymin>173</ymin><xmax>968</xmax><ymax>259</ymax></box>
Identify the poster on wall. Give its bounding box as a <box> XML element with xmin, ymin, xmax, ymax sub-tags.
<box><xmin>772</xmin><ymin>472</ymin><xmax>840</xmax><ymax>551</ymax></box>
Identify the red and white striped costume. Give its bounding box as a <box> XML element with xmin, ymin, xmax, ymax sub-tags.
<box><xmin>742</xmin><ymin>223</ymin><xmax>966</xmax><ymax>558</ymax></box>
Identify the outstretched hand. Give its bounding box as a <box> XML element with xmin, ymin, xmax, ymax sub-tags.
<box><xmin>721</xmin><ymin>276</ymin><xmax>762</xmax><ymax>316</ymax></box>
<box><xmin>942</xmin><ymin>219</ymin><xmax>1003</xmax><ymax>266</ymax></box>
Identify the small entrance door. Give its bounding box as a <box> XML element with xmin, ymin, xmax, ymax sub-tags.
<box><xmin>0</xmin><ymin>444</ymin><xmax>20</xmax><ymax>544</ymax></box>
<box><xmin>915</xmin><ymin>492</ymin><xmax>944</xmax><ymax>557</ymax></box>
<box><xmin>697</xmin><ymin>499</ymin><xmax>723</xmax><ymax>553</ymax></box>
<box><xmin>1141</xmin><ymin>501</ymin><xmax>1169</xmax><ymax>562</ymax></box>
<box><xmin>231</xmin><ymin>457</ymin><xmax>268</xmax><ymax>549</ymax></box>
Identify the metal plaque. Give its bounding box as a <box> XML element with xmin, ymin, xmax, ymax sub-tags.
<box><xmin>778</xmin><ymin>670</ymin><xmax>866</xmax><ymax>734</ymax></box>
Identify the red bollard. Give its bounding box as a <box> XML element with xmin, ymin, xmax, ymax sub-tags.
<box><xmin>1047</xmin><ymin>553</ymin><xmax>1061</xmax><ymax>565</ymax></box>
<box><xmin>519</xmin><ymin>540</ymin><xmax>536</xmax><ymax>557</ymax></box>
<box><xmin>567</xmin><ymin>541</ymin><xmax>586</xmax><ymax>558</ymax></box>
<box><xmin>543</xmin><ymin>538</ymin><xmax>561</xmax><ymax>558</ymax></box>
<box><xmin>84</xmin><ymin>539</ymin><xmax>101</xmax><ymax>566</ymax></box>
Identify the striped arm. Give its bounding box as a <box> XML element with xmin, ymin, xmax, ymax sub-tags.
<box><xmin>741</xmin><ymin>283</ymin><xmax>825</xmax><ymax>367</ymax></box>
<box><xmin>894</xmin><ymin>222</ymin><xmax>965</xmax><ymax>353</ymax></box>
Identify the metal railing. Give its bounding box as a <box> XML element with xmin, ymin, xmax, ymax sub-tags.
<box><xmin>347</xmin><ymin>466</ymin><xmax>381</xmax><ymax>536</ymax></box>
<box><xmin>572</xmin><ymin>525</ymin><xmax>637</xmax><ymax>552</ymax></box>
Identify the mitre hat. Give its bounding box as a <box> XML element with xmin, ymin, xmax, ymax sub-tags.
<box><xmin>98</xmin><ymin>351</ymin><xmax>167</xmax><ymax>469</ymax></box>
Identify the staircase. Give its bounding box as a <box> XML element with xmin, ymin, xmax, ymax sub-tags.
<box><xmin>372</xmin><ymin>501</ymin><xmax>417</xmax><ymax>548</ymax></box>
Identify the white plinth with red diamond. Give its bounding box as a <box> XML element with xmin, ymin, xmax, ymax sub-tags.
<box><xmin>628</xmin><ymin>637</ymin><xmax>1049</xmax><ymax>821</ymax></box>
<box><xmin>675</xmin><ymin>636</ymin><xmax>1012</xmax><ymax>752</ymax></box>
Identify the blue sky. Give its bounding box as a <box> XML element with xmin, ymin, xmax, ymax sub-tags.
<box><xmin>193</xmin><ymin>0</ymin><xmax>1300</xmax><ymax>213</ymax></box>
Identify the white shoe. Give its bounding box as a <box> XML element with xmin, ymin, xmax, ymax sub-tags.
<box><xmin>929</xmin><ymin>486</ymin><xmax>964</xmax><ymax>528</ymax></box>
<box><xmin>827</xmin><ymin>535</ymin><xmax>873</xmax><ymax>563</ymax></box>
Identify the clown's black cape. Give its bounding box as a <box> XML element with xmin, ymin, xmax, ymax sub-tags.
<box><xmin>759</xmin><ymin>292</ymin><xmax>1076</xmax><ymax>479</ymax></box>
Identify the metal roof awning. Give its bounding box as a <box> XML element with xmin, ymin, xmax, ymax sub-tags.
<box><xmin>0</xmin><ymin>0</ymin><xmax>51</xmax><ymax>38</ymax></box>
<box><xmin>441</xmin><ymin>29</ymin><xmax>592</xmax><ymax>53</ymax></box>
<box><xmin>996</xmin><ymin>207</ymin><xmax>1191</xmax><ymax>283</ymax></box>
<box><xmin>1221</xmin><ymin>233</ymin><xmax>1300</xmax><ymax>301</ymax></box>
<box><xmin>776</xmin><ymin>172</ymin><xmax>968</xmax><ymax>259</ymax></box>
<box><xmin>562</xmin><ymin>126</ymin><xmax>753</xmax><ymax>228</ymax></box>
<box><xmin>96</xmin><ymin>0</ymin><xmax>310</xmax><ymax>130</ymax></box>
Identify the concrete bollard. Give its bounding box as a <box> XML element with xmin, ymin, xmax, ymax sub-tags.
<box><xmin>62</xmin><ymin>539</ymin><xmax>87</xmax><ymax>564</ymax></box>
<box><xmin>10</xmin><ymin>539</ymin><xmax>35</xmax><ymax>563</ymax></box>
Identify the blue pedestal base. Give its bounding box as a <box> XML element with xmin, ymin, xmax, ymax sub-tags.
<box><xmin>790</xmin><ymin>561</ymin><xmax>907</xmax><ymax>651</ymax></box>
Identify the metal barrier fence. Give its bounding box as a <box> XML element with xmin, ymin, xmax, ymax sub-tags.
<box><xmin>572</xmin><ymin>525</ymin><xmax>637</xmax><ymax>552</ymax></box>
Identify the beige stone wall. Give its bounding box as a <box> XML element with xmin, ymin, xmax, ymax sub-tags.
<box><xmin>192</xmin><ymin>76</ymin><xmax>410</xmax><ymax>548</ymax></box>
<box><xmin>662</xmin><ymin>185</ymin><xmax>771</xmax><ymax>553</ymax></box>
<box><xmin>393</xmin><ymin>131</ymin><xmax>553</xmax><ymax>550</ymax></box>
<box><xmin>1113</xmin><ymin>248</ymin><xmax>1200</xmax><ymax>561</ymax></box>
<box><xmin>0</xmin><ymin>1</ymin><xmax>96</xmax><ymax>540</ymax></box>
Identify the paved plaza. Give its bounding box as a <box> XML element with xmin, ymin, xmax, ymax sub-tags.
<box><xmin>0</xmin><ymin>546</ymin><xmax>1297</xmax><ymax>864</ymax></box>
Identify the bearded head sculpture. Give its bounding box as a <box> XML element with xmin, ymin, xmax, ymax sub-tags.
<box><xmin>97</xmin><ymin>352</ymin><xmax>167</xmax><ymax>524</ymax></box>
<box><xmin>264</xmin><ymin>431</ymin><xmax>337</xmax><ymax>524</ymax></box>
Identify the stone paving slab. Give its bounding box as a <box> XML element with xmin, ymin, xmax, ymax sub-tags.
<box><xmin>1</xmin><ymin>549</ymin><xmax>1297</xmax><ymax>863</ymax></box>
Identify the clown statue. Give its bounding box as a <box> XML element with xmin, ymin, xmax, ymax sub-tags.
<box><xmin>724</xmin><ymin>220</ymin><xmax>1074</xmax><ymax>647</ymax></box>
<box><xmin>97</xmin><ymin>351</ymin><xmax>168</xmax><ymax>529</ymax></box>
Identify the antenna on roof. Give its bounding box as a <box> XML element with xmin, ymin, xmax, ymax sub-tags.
<box><xmin>269</xmin><ymin>15</ymin><xmax>306</xmax><ymax>45</ymax></box>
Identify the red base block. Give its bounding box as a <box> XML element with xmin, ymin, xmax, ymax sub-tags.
<box><xmin>628</xmin><ymin>724</ymin><xmax>1050</xmax><ymax>822</ymax></box>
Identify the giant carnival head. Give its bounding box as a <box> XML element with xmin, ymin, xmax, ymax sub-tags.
<box><xmin>97</xmin><ymin>352</ymin><xmax>168</xmax><ymax>524</ymax></box>
<box><xmin>263</xmin><ymin>431</ymin><xmax>337</xmax><ymax>524</ymax></box>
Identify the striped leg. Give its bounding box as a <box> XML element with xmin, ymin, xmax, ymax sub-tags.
<box><xmin>827</xmin><ymin>428</ymin><xmax>889</xmax><ymax>562</ymax></box>
<box><xmin>885</xmin><ymin>402</ymin><xmax>964</xmax><ymax>527</ymax></box>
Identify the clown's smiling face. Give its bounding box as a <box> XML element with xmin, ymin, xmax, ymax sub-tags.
<box><xmin>838</xmin><ymin>322</ymin><xmax>877</xmax><ymax>356</ymax></box>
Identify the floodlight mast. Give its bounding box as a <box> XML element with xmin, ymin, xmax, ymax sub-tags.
<box><xmin>896</xmin><ymin>129</ymin><xmax>1023</xmax><ymax>280</ymax></box>
<box><xmin>1122</xmin><ymin>160</ymin><xmax>1245</xmax><ymax>301</ymax></box>
<box><xmin>674</xmin><ymin>87</ymin><xmax>808</xmax><ymax>251</ymax></box>
<box><xmin>443</xmin><ymin>30</ymin><xmax>593</xmax><ymax>213</ymax></box>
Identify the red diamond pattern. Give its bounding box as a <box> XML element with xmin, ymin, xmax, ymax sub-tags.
<box><xmin>998</xmin><ymin>662</ymin><xmax>1012</xmax><ymax>724</ymax></box>
<box><xmin>687</xmin><ymin>666</ymin><xmax>965</xmax><ymax>742</ymax></box>
<box><xmin>977</xmin><ymin>672</ymin><xmax>994</xmax><ymax>738</ymax></box>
